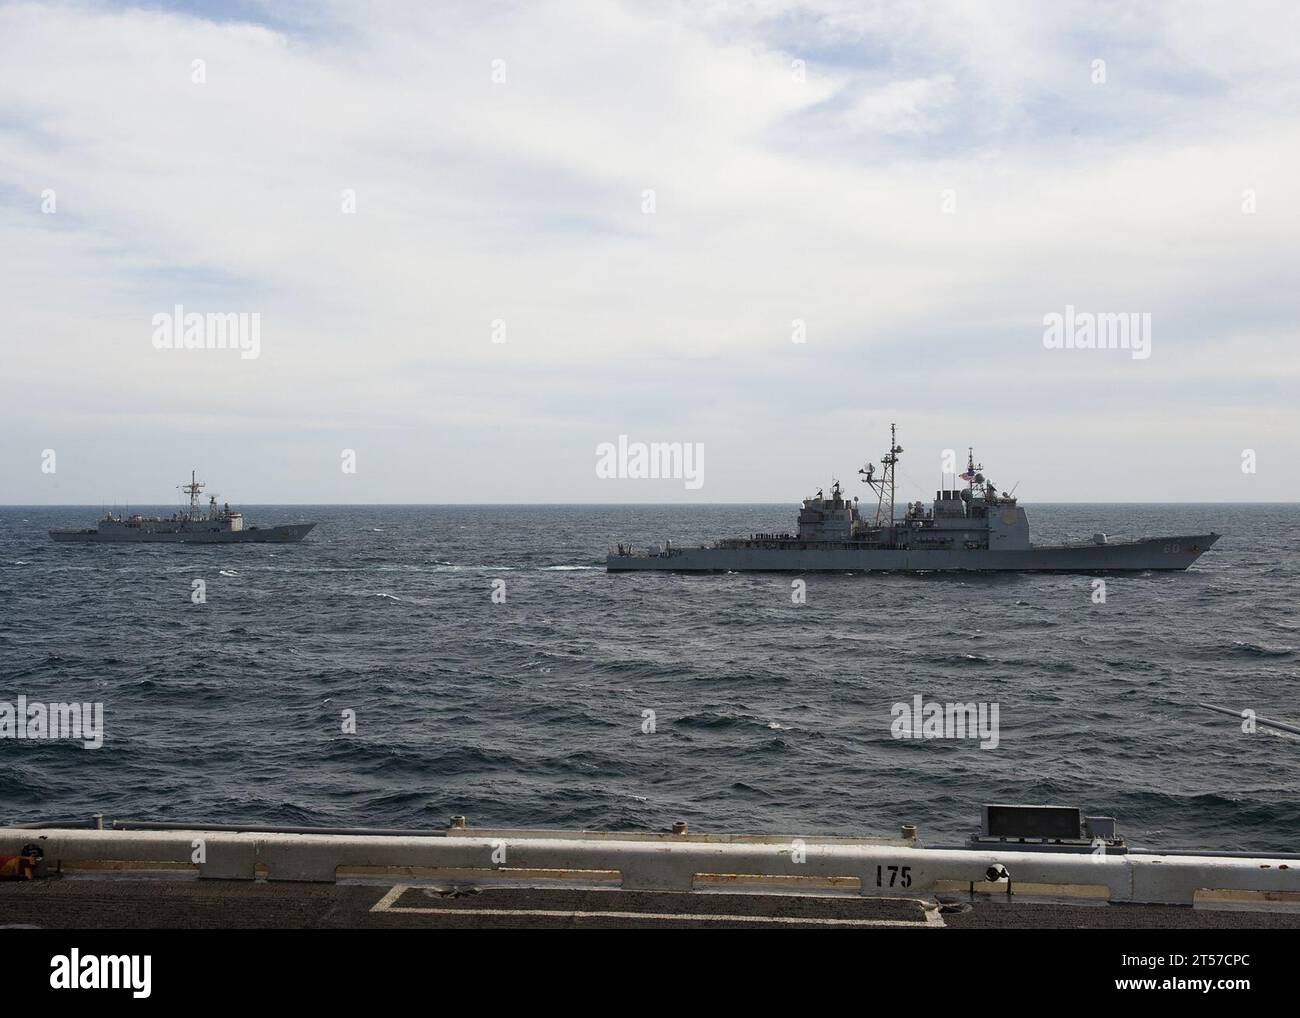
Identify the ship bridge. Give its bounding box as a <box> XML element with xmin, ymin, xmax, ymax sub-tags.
<box><xmin>797</xmin><ymin>481</ymin><xmax>860</xmax><ymax>542</ymax></box>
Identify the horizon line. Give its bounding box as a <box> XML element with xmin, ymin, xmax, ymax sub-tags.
<box><xmin>3</xmin><ymin>500</ymin><xmax>1298</xmax><ymax>508</ymax></box>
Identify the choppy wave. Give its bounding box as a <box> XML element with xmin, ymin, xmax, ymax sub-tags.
<box><xmin>1227</xmin><ymin>640</ymin><xmax>1295</xmax><ymax>658</ymax></box>
<box><xmin>1</xmin><ymin>502</ymin><xmax>1297</xmax><ymax>853</ymax></box>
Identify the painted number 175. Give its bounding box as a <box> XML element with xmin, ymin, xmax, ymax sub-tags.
<box><xmin>876</xmin><ymin>865</ymin><xmax>912</xmax><ymax>888</ymax></box>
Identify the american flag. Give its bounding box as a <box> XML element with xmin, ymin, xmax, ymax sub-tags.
<box><xmin>959</xmin><ymin>470</ymin><xmax>974</xmax><ymax>481</ymax></box>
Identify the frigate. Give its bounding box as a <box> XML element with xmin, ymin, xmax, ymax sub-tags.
<box><xmin>607</xmin><ymin>425</ymin><xmax>1219</xmax><ymax>572</ymax></box>
<box><xmin>48</xmin><ymin>471</ymin><xmax>316</xmax><ymax>544</ymax></box>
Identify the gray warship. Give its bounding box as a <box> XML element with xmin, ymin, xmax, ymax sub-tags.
<box><xmin>49</xmin><ymin>471</ymin><xmax>316</xmax><ymax>544</ymax></box>
<box><xmin>608</xmin><ymin>425</ymin><xmax>1219</xmax><ymax>573</ymax></box>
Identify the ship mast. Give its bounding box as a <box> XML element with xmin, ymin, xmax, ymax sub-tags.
<box><xmin>883</xmin><ymin>423</ymin><xmax>901</xmax><ymax>526</ymax></box>
<box><xmin>859</xmin><ymin>422</ymin><xmax>904</xmax><ymax>529</ymax></box>
<box><xmin>965</xmin><ymin>447</ymin><xmax>985</xmax><ymax>501</ymax></box>
<box><xmin>182</xmin><ymin>470</ymin><xmax>205</xmax><ymax>521</ymax></box>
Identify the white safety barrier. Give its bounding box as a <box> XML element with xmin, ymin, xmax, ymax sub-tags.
<box><xmin>2</xmin><ymin>827</ymin><xmax>1296</xmax><ymax>905</ymax></box>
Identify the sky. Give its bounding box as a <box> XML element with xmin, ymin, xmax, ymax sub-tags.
<box><xmin>1</xmin><ymin>0</ymin><xmax>1297</xmax><ymax>504</ymax></box>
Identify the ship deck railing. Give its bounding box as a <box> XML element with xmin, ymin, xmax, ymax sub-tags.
<box><xmin>3</xmin><ymin>820</ymin><xmax>1297</xmax><ymax>906</ymax></box>
<box><xmin>714</xmin><ymin>538</ymin><xmax>900</xmax><ymax>551</ymax></box>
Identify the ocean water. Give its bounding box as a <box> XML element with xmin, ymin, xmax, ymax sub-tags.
<box><xmin>1</xmin><ymin>503</ymin><xmax>1297</xmax><ymax>852</ymax></box>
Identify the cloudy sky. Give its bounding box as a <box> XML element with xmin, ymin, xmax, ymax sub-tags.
<box><xmin>2</xmin><ymin>0</ymin><xmax>1297</xmax><ymax>503</ymax></box>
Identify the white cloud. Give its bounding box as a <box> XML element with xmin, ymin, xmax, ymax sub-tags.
<box><xmin>0</xmin><ymin>0</ymin><xmax>1297</xmax><ymax>502</ymax></box>
<box><xmin>839</xmin><ymin>75</ymin><xmax>958</xmax><ymax>136</ymax></box>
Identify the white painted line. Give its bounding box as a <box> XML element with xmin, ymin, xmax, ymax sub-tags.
<box><xmin>370</xmin><ymin>885</ymin><xmax>945</xmax><ymax>927</ymax></box>
<box><xmin>370</xmin><ymin>884</ymin><xmax>406</xmax><ymax>912</ymax></box>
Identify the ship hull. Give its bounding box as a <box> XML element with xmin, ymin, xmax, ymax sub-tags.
<box><xmin>608</xmin><ymin>533</ymin><xmax>1220</xmax><ymax>573</ymax></box>
<box><xmin>50</xmin><ymin>523</ymin><xmax>316</xmax><ymax>544</ymax></box>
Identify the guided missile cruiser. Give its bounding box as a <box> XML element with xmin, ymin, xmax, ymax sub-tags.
<box><xmin>49</xmin><ymin>471</ymin><xmax>316</xmax><ymax>544</ymax></box>
<box><xmin>607</xmin><ymin>425</ymin><xmax>1220</xmax><ymax>573</ymax></box>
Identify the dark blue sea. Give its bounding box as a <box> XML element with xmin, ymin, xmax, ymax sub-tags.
<box><xmin>1</xmin><ymin>503</ymin><xmax>1297</xmax><ymax>852</ymax></box>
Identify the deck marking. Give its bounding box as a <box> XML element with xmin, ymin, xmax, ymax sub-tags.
<box><xmin>370</xmin><ymin>884</ymin><xmax>406</xmax><ymax>912</ymax></box>
<box><xmin>371</xmin><ymin>885</ymin><xmax>945</xmax><ymax>927</ymax></box>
